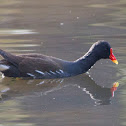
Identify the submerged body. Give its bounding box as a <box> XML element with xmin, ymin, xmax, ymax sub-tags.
<box><xmin>0</xmin><ymin>40</ymin><xmax>118</xmax><ymax>79</ymax></box>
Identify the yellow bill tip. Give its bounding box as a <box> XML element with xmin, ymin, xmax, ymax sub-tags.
<box><xmin>112</xmin><ymin>60</ymin><xmax>118</xmax><ymax>65</ymax></box>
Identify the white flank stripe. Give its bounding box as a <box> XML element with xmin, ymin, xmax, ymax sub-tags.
<box><xmin>59</xmin><ymin>69</ymin><xmax>64</xmax><ymax>73</ymax></box>
<box><xmin>35</xmin><ymin>70</ymin><xmax>45</xmax><ymax>75</ymax></box>
<box><xmin>50</xmin><ymin>71</ymin><xmax>56</xmax><ymax>74</ymax></box>
<box><xmin>56</xmin><ymin>70</ymin><xmax>61</xmax><ymax>74</ymax></box>
<box><xmin>0</xmin><ymin>65</ymin><xmax>10</xmax><ymax>71</ymax></box>
<box><xmin>27</xmin><ymin>73</ymin><xmax>35</xmax><ymax>77</ymax></box>
<box><xmin>45</xmin><ymin>72</ymin><xmax>51</xmax><ymax>75</ymax></box>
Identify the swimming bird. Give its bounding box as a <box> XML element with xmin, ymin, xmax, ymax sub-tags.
<box><xmin>0</xmin><ymin>40</ymin><xmax>118</xmax><ymax>79</ymax></box>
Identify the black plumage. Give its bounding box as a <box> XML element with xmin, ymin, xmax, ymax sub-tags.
<box><xmin>0</xmin><ymin>40</ymin><xmax>116</xmax><ymax>79</ymax></box>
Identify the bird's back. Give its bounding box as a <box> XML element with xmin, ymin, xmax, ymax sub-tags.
<box><xmin>0</xmin><ymin>50</ymin><xmax>71</xmax><ymax>78</ymax></box>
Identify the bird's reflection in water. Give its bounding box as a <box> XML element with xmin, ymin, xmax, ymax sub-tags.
<box><xmin>0</xmin><ymin>74</ymin><xmax>119</xmax><ymax>106</ymax></box>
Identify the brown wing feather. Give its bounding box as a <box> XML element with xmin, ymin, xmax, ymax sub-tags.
<box><xmin>18</xmin><ymin>56</ymin><xmax>62</xmax><ymax>76</ymax></box>
<box><xmin>0</xmin><ymin>50</ymin><xmax>64</xmax><ymax>77</ymax></box>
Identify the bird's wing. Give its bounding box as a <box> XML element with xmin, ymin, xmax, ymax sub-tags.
<box><xmin>0</xmin><ymin>50</ymin><xmax>64</xmax><ymax>77</ymax></box>
<box><xmin>18</xmin><ymin>56</ymin><xmax>62</xmax><ymax>75</ymax></box>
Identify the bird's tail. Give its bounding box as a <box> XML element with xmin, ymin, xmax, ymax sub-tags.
<box><xmin>0</xmin><ymin>59</ymin><xmax>10</xmax><ymax>72</ymax></box>
<box><xmin>0</xmin><ymin>64</ymin><xmax>10</xmax><ymax>71</ymax></box>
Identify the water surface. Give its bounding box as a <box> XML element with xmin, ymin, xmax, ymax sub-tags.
<box><xmin>0</xmin><ymin>0</ymin><xmax>126</xmax><ymax>126</ymax></box>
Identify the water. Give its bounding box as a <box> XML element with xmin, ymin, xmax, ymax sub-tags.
<box><xmin>0</xmin><ymin>0</ymin><xmax>126</xmax><ymax>125</ymax></box>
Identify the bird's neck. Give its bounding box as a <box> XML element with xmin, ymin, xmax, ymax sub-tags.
<box><xmin>74</xmin><ymin>51</ymin><xmax>100</xmax><ymax>74</ymax></box>
<box><xmin>51</xmin><ymin>50</ymin><xmax>100</xmax><ymax>77</ymax></box>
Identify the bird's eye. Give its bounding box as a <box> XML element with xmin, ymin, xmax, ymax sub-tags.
<box><xmin>104</xmin><ymin>48</ymin><xmax>108</xmax><ymax>51</ymax></box>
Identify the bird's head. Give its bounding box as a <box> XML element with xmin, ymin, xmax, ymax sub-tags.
<box><xmin>89</xmin><ymin>40</ymin><xmax>118</xmax><ymax>64</ymax></box>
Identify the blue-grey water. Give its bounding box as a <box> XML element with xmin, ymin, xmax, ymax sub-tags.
<box><xmin>0</xmin><ymin>0</ymin><xmax>126</xmax><ymax>126</ymax></box>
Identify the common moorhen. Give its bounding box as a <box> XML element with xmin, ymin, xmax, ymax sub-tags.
<box><xmin>0</xmin><ymin>40</ymin><xmax>118</xmax><ymax>79</ymax></box>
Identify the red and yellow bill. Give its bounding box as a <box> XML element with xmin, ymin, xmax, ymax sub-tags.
<box><xmin>109</xmin><ymin>48</ymin><xmax>118</xmax><ymax>64</ymax></box>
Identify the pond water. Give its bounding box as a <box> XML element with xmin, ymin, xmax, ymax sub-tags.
<box><xmin>0</xmin><ymin>0</ymin><xmax>126</xmax><ymax>126</ymax></box>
